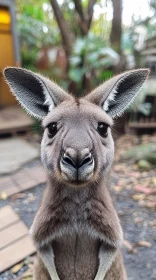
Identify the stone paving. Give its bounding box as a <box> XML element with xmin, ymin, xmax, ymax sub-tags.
<box><xmin>0</xmin><ymin>138</ymin><xmax>39</xmax><ymax>175</ymax></box>
<box><xmin>0</xmin><ymin>165</ymin><xmax>46</xmax><ymax>199</ymax></box>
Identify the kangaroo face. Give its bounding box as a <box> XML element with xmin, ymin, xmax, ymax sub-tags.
<box><xmin>3</xmin><ymin>67</ymin><xmax>149</xmax><ymax>186</ymax></box>
<box><xmin>41</xmin><ymin>98</ymin><xmax>114</xmax><ymax>185</ymax></box>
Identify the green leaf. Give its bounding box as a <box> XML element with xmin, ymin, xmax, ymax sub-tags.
<box><xmin>69</xmin><ymin>56</ymin><xmax>81</xmax><ymax>66</ymax></box>
<box><xmin>68</xmin><ymin>68</ymin><xmax>85</xmax><ymax>83</ymax></box>
<box><xmin>100</xmin><ymin>70</ymin><xmax>113</xmax><ymax>81</ymax></box>
<box><xmin>87</xmin><ymin>52</ymin><xmax>100</xmax><ymax>63</ymax></box>
<box><xmin>137</xmin><ymin>103</ymin><xmax>152</xmax><ymax>116</ymax></box>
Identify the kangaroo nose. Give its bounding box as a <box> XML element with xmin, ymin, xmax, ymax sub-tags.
<box><xmin>62</xmin><ymin>149</ymin><xmax>93</xmax><ymax>169</ymax></box>
<box><xmin>62</xmin><ymin>153</ymin><xmax>77</xmax><ymax>168</ymax></box>
<box><xmin>79</xmin><ymin>153</ymin><xmax>93</xmax><ymax>168</ymax></box>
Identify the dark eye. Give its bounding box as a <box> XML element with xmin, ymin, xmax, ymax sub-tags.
<box><xmin>47</xmin><ymin>122</ymin><xmax>57</xmax><ymax>138</ymax></box>
<box><xmin>97</xmin><ymin>122</ymin><xmax>108</xmax><ymax>137</ymax></box>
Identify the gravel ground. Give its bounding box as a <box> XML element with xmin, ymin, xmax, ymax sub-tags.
<box><xmin>111</xmin><ymin>179</ymin><xmax>156</xmax><ymax>280</ymax></box>
<box><xmin>0</xmin><ymin>157</ymin><xmax>156</xmax><ymax>279</ymax></box>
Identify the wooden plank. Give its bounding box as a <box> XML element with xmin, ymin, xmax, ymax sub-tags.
<box><xmin>0</xmin><ymin>165</ymin><xmax>46</xmax><ymax>198</ymax></box>
<box><xmin>0</xmin><ymin>176</ymin><xmax>20</xmax><ymax>198</ymax></box>
<box><xmin>12</xmin><ymin>170</ymin><xmax>37</xmax><ymax>191</ymax></box>
<box><xmin>0</xmin><ymin>185</ymin><xmax>19</xmax><ymax>198</ymax></box>
<box><xmin>26</xmin><ymin>166</ymin><xmax>46</xmax><ymax>184</ymax></box>
<box><xmin>0</xmin><ymin>221</ymin><xmax>28</xmax><ymax>250</ymax></box>
<box><xmin>0</xmin><ymin>206</ymin><xmax>19</xmax><ymax>230</ymax></box>
<box><xmin>128</xmin><ymin>122</ymin><xmax>156</xmax><ymax>129</ymax></box>
<box><xmin>0</xmin><ymin>176</ymin><xmax>13</xmax><ymax>189</ymax></box>
<box><xmin>0</xmin><ymin>235</ymin><xmax>35</xmax><ymax>272</ymax></box>
<box><xmin>0</xmin><ymin>106</ymin><xmax>34</xmax><ymax>135</ymax></box>
<box><xmin>0</xmin><ymin>125</ymin><xmax>32</xmax><ymax>135</ymax></box>
<box><xmin>0</xmin><ymin>206</ymin><xmax>36</xmax><ymax>273</ymax></box>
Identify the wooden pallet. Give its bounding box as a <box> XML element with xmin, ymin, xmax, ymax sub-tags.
<box><xmin>129</xmin><ymin>121</ymin><xmax>156</xmax><ymax>129</ymax></box>
<box><xmin>0</xmin><ymin>166</ymin><xmax>46</xmax><ymax>199</ymax></box>
<box><xmin>0</xmin><ymin>106</ymin><xmax>34</xmax><ymax>135</ymax></box>
<box><xmin>0</xmin><ymin>205</ymin><xmax>35</xmax><ymax>273</ymax></box>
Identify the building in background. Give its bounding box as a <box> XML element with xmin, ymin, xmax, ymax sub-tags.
<box><xmin>0</xmin><ymin>0</ymin><xmax>20</xmax><ymax>107</ymax></box>
<box><xmin>0</xmin><ymin>1</ymin><xmax>34</xmax><ymax>136</ymax></box>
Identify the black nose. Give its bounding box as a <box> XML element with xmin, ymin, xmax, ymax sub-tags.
<box><xmin>62</xmin><ymin>152</ymin><xmax>93</xmax><ymax>169</ymax></box>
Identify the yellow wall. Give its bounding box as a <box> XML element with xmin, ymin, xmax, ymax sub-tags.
<box><xmin>0</xmin><ymin>7</ymin><xmax>16</xmax><ymax>106</ymax></box>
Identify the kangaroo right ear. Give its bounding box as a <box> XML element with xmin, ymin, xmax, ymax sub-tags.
<box><xmin>86</xmin><ymin>69</ymin><xmax>150</xmax><ymax>119</ymax></box>
<box><xmin>3</xmin><ymin>67</ymin><xmax>70</xmax><ymax>120</ymax></box>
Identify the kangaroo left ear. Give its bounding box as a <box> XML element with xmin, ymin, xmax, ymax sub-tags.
<box><xmin>85</xmin><ymin>69</ymin><xmax>150</xmax><ymax>118</ymax></box>
<box><xmin>3</xmin><ymin>67</ymin><xmax>70</xmax><ymax>120</ymax></box>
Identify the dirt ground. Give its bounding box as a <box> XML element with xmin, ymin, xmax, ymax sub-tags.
<box><xmin>0</xmin><ymin>134</ymin><xmax>156</xmax><ymax>280</ymax></box>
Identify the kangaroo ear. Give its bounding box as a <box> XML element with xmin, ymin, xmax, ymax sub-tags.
<box><xmin>3</xmin><ymin>67</ymin><xmax>70</xmax><ymax>120</ymax></box>
<box><xmin>86</xmin><ymin>69</ymin><xmax>150</xmax><ymax>118</ymax></box>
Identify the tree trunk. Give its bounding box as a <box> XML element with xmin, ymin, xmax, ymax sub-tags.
<box><xmin>73</xmin><ymin>0</ymin><xmax>97</xmax><ymax>36</ymax></box>
<box><xmin>110</xmin><ymin>0</ymin><xmax>122</xmax><ymax>54</ymax></box>
<box><xmin>50</xmin><ymin>0</ymin><xmax>97</xmax><ymax>95</ymax></box>
<box><xmin>50</xmin><ymin>0</ymin><xmax>74</xmax><ymax>57</ymax></box>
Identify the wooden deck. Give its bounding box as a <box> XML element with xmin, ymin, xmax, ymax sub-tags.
<box><xmin>0</xmin><ymin>165</ymin><xmax>46</xmax><ymax>198</ymax></box>
<box><xmin>0</xmin><ymin>205</ymin><xmax>35</xmax><ymax>273</ymax></box>
<box><xmin>0</xmin><ymin>106</ymin><xmax>34</xmax><ymax>135</ymax></box>
<box><xmin>129</xmin><ymin>122</ymin><xmax>156</xmax><ymax>129</ymax></box>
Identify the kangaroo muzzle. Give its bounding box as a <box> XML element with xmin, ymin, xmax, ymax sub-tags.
<box><xmin>60</xmin><ymin>148</ymin><xmax>94</xmax><ymax>183</ymax></box>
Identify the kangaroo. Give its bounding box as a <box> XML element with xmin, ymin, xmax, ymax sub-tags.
<box><xmin>4</xmin><ymin>67</ymin><xmax>149</xmax><ymax>280</ymax></box>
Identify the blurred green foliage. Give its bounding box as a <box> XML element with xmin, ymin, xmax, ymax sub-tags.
<box><xmin>16</xmin><ymin>0</ymin><xmax>60</xmax><ymax>69</ymax></box>
<box><xmin>16</xmin><ymin>0</ymin><xmax>115</xmax><ymax>94</ymax></box>
<box><xmin>68</xmin><ymin>34</ymin><xmax>115</xmax><ymax>92</ymax></box>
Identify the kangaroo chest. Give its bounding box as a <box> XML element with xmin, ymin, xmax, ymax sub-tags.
<box><xmin>53</xmin><ymin>232</ymin><xmax>100</xmax><ymax>280</ymax></box>
<box><xmin>50</xmin><ymin>191</ymin><xmax>101</xmax><ymax>280</ymax></box>
<box><xmin>32</xmin><ymin>186</ymin><xmax>123</xmax><ymax>280</ymax></box>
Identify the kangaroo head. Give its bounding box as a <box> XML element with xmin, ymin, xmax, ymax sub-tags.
<box><xmin>4</xmin><ymin>68</ymin><xmax>149</xmax><ymax>186</ymax></box>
